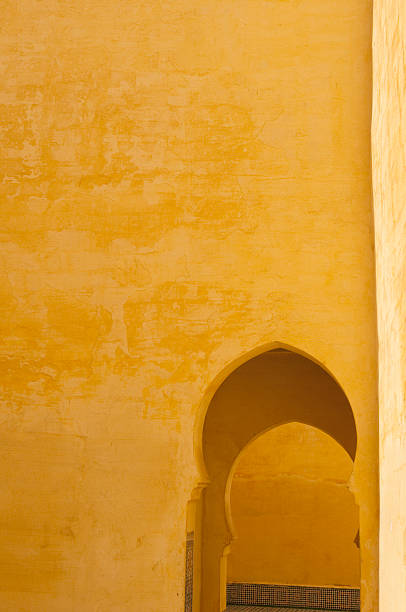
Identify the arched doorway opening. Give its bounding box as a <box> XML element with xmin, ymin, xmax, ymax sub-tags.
<box><xmin>186</xmin><ymin>346</ymin><xmax>362</xmax><ymax>612</ymax></box>
<box><xmin>227</xmin><ymin>422</ymin><xmax>360</xmax><ymax>604</ymax></box>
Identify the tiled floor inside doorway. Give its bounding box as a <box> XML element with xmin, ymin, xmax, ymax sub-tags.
<box><xmin>225</xmin><ymin>608</ymin><xmax>353</xmax><ymax>612</ymax></box>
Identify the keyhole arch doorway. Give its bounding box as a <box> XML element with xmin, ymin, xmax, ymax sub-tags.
<box><xmin>186</xmin><ymin>343</ymin><xmax>367</xmax><ymax>612</ymax></box>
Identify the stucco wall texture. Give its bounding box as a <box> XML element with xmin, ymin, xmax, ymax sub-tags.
<box><xmin>373</xmin><ymin>0</ymin><xmax>406</xmax><ymax>610</ymax></box>
<box><xmin>1</xmin><ymin>1</ymin><xmax>378</xmax><ymax>611</ymax></box>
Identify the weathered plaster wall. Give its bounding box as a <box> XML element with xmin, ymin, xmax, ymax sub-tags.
<box><xmin>0</xmin><ymin>0</ymin><xmax>377</xmax><ymax>611</ymax></box>
<box><xmin>228</xmin><ymin>423</ymin><xmax>360</xmax><ymax>587</ymax></box>
<box><xmin>372</xmin><ymin>0</ymin><xmax>406</xmax><ymax>609</ymax></box>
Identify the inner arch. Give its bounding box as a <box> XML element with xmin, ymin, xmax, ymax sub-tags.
<box><xmin>227</xmin><ymin>422</ymin><xmax>360</xmax><ymax>588</ymax></box>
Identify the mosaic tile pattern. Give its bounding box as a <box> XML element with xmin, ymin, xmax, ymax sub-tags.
<box><xmin>226</xmin><ymin>607</ymin><xmax>341</xmax><ymax>612</ymax></box>
<box><xmin>184</xmin><ymin>531</ymin><xmax>194</xmax><ymax>612</ymax></box>
<box><xmin>227</xmin><ymin>583</ymin><xmax>360</xmax><ymax>610</ymax></box>
<box><xmin>226</xmin><ymin>608</ymin><xmax>340</xmax><ymax>612</ymax></box>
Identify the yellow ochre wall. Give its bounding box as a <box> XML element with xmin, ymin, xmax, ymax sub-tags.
<box><xmin>373</xmin><ymin>0</ymin><xmax>406</xmax><ymax>610</ymax></box>
<box><xmin>228</xmin><ymin>423</ymin><xmax>360</xmax><ymax>587</ymax></box>
<box><xmin>0</xmin><ymin>0</ymin><xmax>377</xmax><ymax>611</ymax></box>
